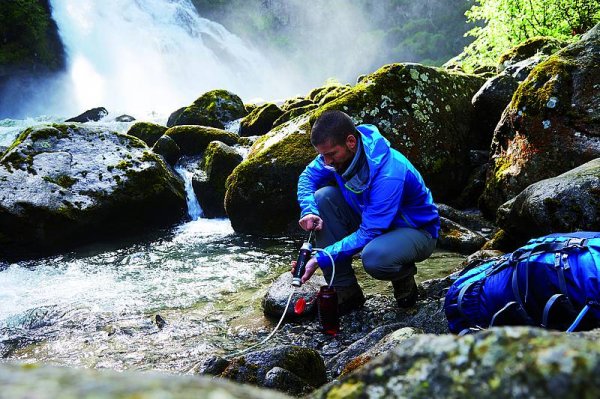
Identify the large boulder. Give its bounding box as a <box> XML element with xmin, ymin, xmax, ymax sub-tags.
<box><xmin>497</xmin><ymin>158</ymin><xmax>600</xmax><ymax>240</ymax></box>
<box><xmin>65</xmin><ymin>107</ymin><xmax>108</xmax><ymax>123</ymax></box>
<box><xmin>193</xmin><ymin>141</ymin><xmax>242</xmax><ymax>218</ymax></box>
<box><xmin>152</xmin><ymin>135</ymin><xmax>181</xmax><ymax>166</ymax></box>
<box><xmin>126</xmin><ymin>121</ymin><xmax>167</xmax><ymax>147</ymax></box>
<box><xmin>164</xmin><ymin>125</ymin><xmax>238</xmax><ymax>156</ymax></box>
<box><xmin>225</xmin><ymin>63</ymin><xmax>485</xmax><ymax>235</ymax></box>
<box><xmin>0</xmin><ymin>362</ymin><xmax>287</xmax><ymax>399</ymax></box>
<box><xmin>0</xmin><ymin>124</ymin><xmax>186</xmax><ymax>261</ymax></box>
<box><xmin>167</xmin><ymin>89</ymin><xmax>247</xmax><ymax>128</ymax></box>
<box><xmin>315</xmin><ymin>62</ymin><xmax>486</xmax><ymax>202</ymax></box>
<box><xmin>497</xmin><ymin>36</ymin><xmax>568</xmax><ymax>72</ymax></box>
<box><xmin>225</xmin><ymin>115</ymin><xmax>315</xmax><ymax>235</ymax></box>
<box><xmin>313</xmin><ymin>327</ymin><xmax>600</xmax><ymax>399</ymax></box>
<box><xmin>239</xmin><ymin>103</ymin><xmax>283</xmax><ymax>137</ymax></box>
<box><xmin>480</xmin><ymin>24</ymin><xmax>600</xmax><ymax>217</ymax></box>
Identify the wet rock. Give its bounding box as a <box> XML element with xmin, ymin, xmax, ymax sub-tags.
<box><xmin>452</xmin><ymin>163</ymin><xmax>489</xmax><ymax>209</ymax></box>
<box><xmin>239</xmin><ymin>103</ymin><xmax>283</xmax><ymax>137</ymax></box>
<box><xmin>313</xmin><ymin>327</ymin><xmax>600</xmax><ymax>399</ymax></box>
<box><xmin>325</xmin><ymin>323</ymin><xmax>405</xmax><ymax>377</ymax></box>
<box><xmin>153</xmin><ymin>314</ymin><xmax>166</xmax><ymax>329</ymax></box>
<box><xmin>193</xmin><ymin>141</ymin><xmax>242</xmax><ymax>218</ymax></box>
<box><xmin>437</xmin><ymin>204</ymin><xmax>494</xmax><ymax>238</ymax></box>
<box><xmin>464</xmin><ymin>249</ymin><xmax>504</xmax><ymax>265</ymax></box>
<box><xmin>65</xmin><ymin>107</ymin><xmax>108</xmax><ymax>123</ymax></box>
<box><xmin>281</xmin><ymin>97</ymin><xmax>312</xmax><ymax>112</ymax></box>
<box><xmin>152</xmin><ymin>135</ymin><xmax>181</xmax><ymax>166</ymax></box>
<box><xmin>264</xmin><ymin>366</ymin><xmax>314</xmax><ymax>396</ymax></box>
<box><xmin>220</xmin><ymin>345</ymin><xmax>326</xmax><ymax>393</ymax></box>
<box><xmin>164</xmin><ymin>125</ymin><xmax>238</xmax><ymax>156</ymax></box>
<box><xmin>126</xmin><ymin>122</ymin><xmax>167</xmax><ymax>147</ymax></box>
<box><xmin>115</xmin><ymin>114</ymin><xmax>135</xmax><ymax>122</ymax></box>
<box><xmin>262</xmin><ymin>271</ymin><xmax>327</xmax><ymax>318</ymax></box>
<box><xmin>312</xmin><ymin>85</ymin><xmax>352</xmax><ymax>106</ymax></box>
<box><xmin>0</xmin><ymin>362</ymin><xmax>288</xmax><ymax>399</ymax></box>
<box><xmin>482</xmin><ymin>228</ymin><xmax>525</xmax><ymax>253</ymax></box>
<box><xmin>480</xmin><ymin>24</ymin><xmax>600</xmax><ymax>217</ymax></box>
<box><xmin>168</xmin><ymin>89</ymin><xmax>247</xmax><ymax>129</ymax></box>
<box><xmin>0</xmin><ymin>124</ymin><xmax>186</xmax><ymax>261</ymax></box>
<box><xmin>199</xmin><ymin>356</ymin><xmax>231</xmax><ymax>376</ymax></box>
<box><xmin>273</xmin><ymin>104</ymin><xmax>318</xmax><ymax>128</ymax></box>
<box><xmin>497</xmin><ymin>158</ymin><xmax>600</xmax><ymax>240</ymax></box>
<box><xmin>437</xmin><ymin>216</ymin><xmax>487</xmax><ymax>254</ymax></box>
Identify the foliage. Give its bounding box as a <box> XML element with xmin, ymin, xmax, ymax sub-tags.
<box><xmin>459</xmin><ymin>0</ymin><xmax>600</xmax><ymax>71</ymax></box>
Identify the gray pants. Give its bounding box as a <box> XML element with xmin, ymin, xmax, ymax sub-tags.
<box><xmin>314</xmin><ymin>186</ymin><xmax>437</xmax><ymax>287</ymax></box>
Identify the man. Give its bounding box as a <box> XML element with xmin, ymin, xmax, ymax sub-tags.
<box><xmin>294</xmin><ymin>110</ymin><xmax>439</xmax><ymax>312</ymax></box>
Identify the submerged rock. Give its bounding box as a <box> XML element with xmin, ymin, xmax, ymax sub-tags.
<box><xmin>0</xmin><ymin>362</ymin><xmax>288</xmax><ymax>399</ymax></box>
<box><xmin>65</xmin><ymin>107</ymin><xmax>108</xmax><ymax>123</ymax></box>
<box><xmin>168</xmin><ymin>89</ymin><xmax>247</xmax><ymax>129</ymax></box>
<box><xmin>480</xmin><ymin>24</ymin><xmax>600</xmax><ymax>217</ymax></box>
<box><xmin>313</xmin><ymin>327</ymin><xmax>600</xmax><ymax>399</ymax></box>
<box><xmin>0</xmin><ymin>124</ymin><xmax>186</xmax><ymax>261</ymax></box>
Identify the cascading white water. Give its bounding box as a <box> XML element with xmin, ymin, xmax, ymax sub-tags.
<box><xmin>49</xmin><ymin>0</ymin><xmax>292</xmax><ymax>116</ymax></box>
<box><xmin>174</xmin><ymin>162</ymin><xmax>203</xmax><ymax>220</ymax></box>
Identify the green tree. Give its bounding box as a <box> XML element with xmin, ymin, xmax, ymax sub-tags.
<box><xmin>459</xmin><ymin>0</ymin><xmax>600</xmax><ymax>71</ymax></box>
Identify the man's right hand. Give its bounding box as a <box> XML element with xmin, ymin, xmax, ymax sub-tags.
<box><xmin>299</xmin><ymin>214</ymin><xmax>323</xmax><ymax>231</ymax></box>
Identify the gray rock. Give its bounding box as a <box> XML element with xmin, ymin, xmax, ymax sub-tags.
<box><xmin>262</xmin><ymin>271</ymin><xmax>327</xmax><ymax>318</ymax></box>
<box><xmin>437</xmin><ymin>204</ymin><xmax>495</xmax><ymax>238</ymax></box>
<box><xmin>0</xmin><ymin>362</ymin><xmax>288</xmax><ymax>399</ymax></box>
<box><xmin>0</xmin><ymin>124</ymin><xmax>186</xmax><ymax>261</ymax></box>
<box><xmin>313</xmin><ymin>327</ymin><xmax>600</xmax><ymax>399</ymax></box>
<box><xmin>264</xmin><ymin>366</ymin><xmax>315</xmax><ymax>396</ymax></box>
<box><xmin>152</xmin><ymin>135</ymin><xmax>181</xmax><ymax>166</ymax></box>
<box><xmin>437</xmin><ymin>216</ymin><xmax>487</xmax><ymax>254</ymax></box>
<box><xmin>115</xmin><ymin>114</ymin><xmax>135</xmax><ymax>122</ymax></box>
<box><xmin>221</xmin><ymin>345</ymin><xmax>326</xmax><ymax>392</ymax></box>
<box><xmin>497</xmin><ymin>158</ymin><xmax>600</xmax><ymax>239</ymax></box>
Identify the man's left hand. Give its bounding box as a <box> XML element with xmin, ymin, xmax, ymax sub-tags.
<box><xmin>301</xmin><ymin>257</ymin><xmax>319</xmax><ymax>284</ymax></box>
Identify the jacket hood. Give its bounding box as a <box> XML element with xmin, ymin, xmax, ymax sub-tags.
<box><xmin>357</xmin><ymin>124</ymin><xmax>391</xmax><ymax>180</ymax></box>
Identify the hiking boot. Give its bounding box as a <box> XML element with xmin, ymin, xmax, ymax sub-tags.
<box><xmin>392</xmin><ymin>276</ymin><xmax>418</xmax><ymax>308</ymax></box>
<box><xmin>335</xmin><ymin>282</ymin><xmax>366</xmax><ymax>315</ymax></box>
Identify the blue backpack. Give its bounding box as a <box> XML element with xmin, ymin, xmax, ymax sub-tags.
<box><xmin>444</xmin><ymin>232</ymin><xmax>600</xmax><ymax>335</ymax></box>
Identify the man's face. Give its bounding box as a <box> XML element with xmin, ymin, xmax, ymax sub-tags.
<box><xmin>315</xmin><ymin>135</ymin><xmax>357</xmax><ymax>174</ymax></box>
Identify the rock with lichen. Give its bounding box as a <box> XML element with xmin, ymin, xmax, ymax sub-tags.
<box><xmin>273</xmin><ymin>104</ymin><xmax>318</xmax><ymax>128</ymax></box>
<box><xmin>497</xmin><ymin>36</ymin><xmax>568</xmax><ymax>72</ymax></box>
<box><xmin>167</xmin><ymin>89</ymin><xmax>247</xmax><ymax>128</ymax></box>
<box><xmin>496</xmin><ymin>158</ymin><xmax>600</xmax><ymax>240</ymax></box>
<box><xmin>0</xmin><ymin>124</ymin><xmax>186</xmax><ymax>261</ymax></box>
<box><xmin>437</xmin><ymin>217</ymin><xmax>487</xmax><ymax>255</ymax></box>
<box><xmin>165</xmin><ymin>125</ymin><xmax>238</xmax><ymax>156</ymax></box>
<box><xmin>239</xmin><ymin>103</ymin><xmax>284</xmax><ymax>137</ymax></box>
<box><xmin>480</xmin><ymin>24</ymin><xmax>600</xmax><ymax>217</ymax></box>
<box><xmin>313</xmin><ymin>327</ymin><xmax>600</xmax><ymax>399</ymax></box>
<box><xmin>126</xmin><ymin>121</ymin><xmax>167</xmax><ymax>147</ymax></box>
<box><xmin>192</xmin><ymin>141</ymin><xmax>242</xmax><ymax>217</ymax></box>
<box><xmin>0</xmin><ymin>362</ymin><xmax>288</xmax><ymax>399</ymax></box>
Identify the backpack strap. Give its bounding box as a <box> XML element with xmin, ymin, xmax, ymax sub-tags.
<box><xmin>489</xmin><ymin>301</ymin><xmax>518</xmax><ymax>327</ymax></box>
<box><xmin>566</xmin><ymin>304</ymin><xmax>591</xmax><ymax>333</ymax></box>
<box><xmin>457</xmin><ymin>280</ymin><xmax>478</xmax><ymax>318</ymax></box>
<box><xmin>541</xmin><ymin>293</ymin><xmax>564</xmax><ymax>328</ymax></box>
<box><xmin>511</xmin><ymin>264</ymin><xmax>534</xmax><ymax>324</ymax></box>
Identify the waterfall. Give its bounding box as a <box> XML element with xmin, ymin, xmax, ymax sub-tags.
<box><xmin>174</xmin><ymin>162</ymin><xmax>203</xmax><ymax>220</ymax></box>
<box><xmin>48</xmin><ymin>0</ymin><xmax>291</xmax><ymax>116</ymax></box>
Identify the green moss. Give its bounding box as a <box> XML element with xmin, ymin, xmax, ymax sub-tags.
<box><xmin>126</xmin><ymin>122</ymin><xmax>167</xmax><ymax>147</ymax></box>
<box><xmin>498</xmin><ymin>36</ymin><xmax>566</xmax><ymax>68</ymax></box>
<box><xmin>165</xmin><ymin>125</ymin><xmax>238</xmax><ymax>156</ymax></box>
<box><xmin>43</xmin><ymin>175</ymin><xmax>77</xmax><ymax>188</ymax></box>
<box><xmin>325</xmin><ymin>380</ymin><xmax>365</xmax><ymax>399</ymax></box>
<box><xmin>172</xmin><ymin>89</ymin><xmax>247</xmax><ymax>128</ymax></box>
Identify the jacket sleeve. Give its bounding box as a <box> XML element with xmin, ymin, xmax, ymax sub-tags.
<box><xmin>315</xmin><ymin>175</ymin><xmax>405</xmax><ymax>269</ymax></box>
<box><xmin>297</xmin><ymin>156</ymin><xmax>335</xmax><ymax>217</ymax></box>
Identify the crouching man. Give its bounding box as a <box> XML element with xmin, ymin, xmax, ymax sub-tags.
<box><xmin>294</xmin><ymin>110</ymin><xmax>439</xmax><ymax>312</ymax></box>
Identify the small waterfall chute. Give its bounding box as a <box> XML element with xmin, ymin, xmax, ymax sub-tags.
<box><xmin>174</xmin><ymin>158</ymin><xmax>203</xmax><ymax>221</ymax></box>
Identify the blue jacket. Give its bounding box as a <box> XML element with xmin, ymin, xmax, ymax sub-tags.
<box><xmin>297</xmin><ymin>124</ymin><xmax>440</xmax><ymax>269</ymax></box>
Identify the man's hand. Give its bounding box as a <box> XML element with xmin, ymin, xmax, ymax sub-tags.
<box><xmin>299</xmin><ymin>214</ymin><xmax>323</xmax><ymax>231</ymax></box>
<box><xmin>290</xmin><ymin>257</ymin><xmax>319</xmax><ymax>284</ymax></box>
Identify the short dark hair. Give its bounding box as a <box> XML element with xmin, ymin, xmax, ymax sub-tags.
<box><xmin>311</xmin><ymin>110</ymin><xmax>358</xmax><ymax>146</ymax></box>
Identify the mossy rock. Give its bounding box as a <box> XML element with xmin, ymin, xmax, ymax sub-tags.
<box><xmin>313</xmin><ymin>327</ymin><xmax>600</xmax><ymax>398</ymax></box>
<box><xmin>307</xmin><ymin>84</ymin><xmax>348</xmax><ymax>103</ymax></box>
<box><xmin>480</xmin><ymin>25</ymin><xmax>600</xmax><ymax>218</ymax></box>
<box><xmin>126</xmin><ymin>121</ymin><xmax>167</xmax><ymax>147</ymax></box>
<box><xmin>167</xmin><ymin>89</ymin><xmax>247</xmax><ymax>129</ymax></box>
<box><xmin>0</xmin><ymin>362</ymin><xmax>288</xmax><ymax>399</ymax></box>
<box><xmin>239</xmin><ymin>103</ymin><xmax>283</xmax><ymax>137</ymax></box>
<box><xmin>273</xmin><ymin>104</ymin><xmax>318</xmax><ymax>128</ymax></box>
<box><xmin>0</xmin><ymin>124</ymin><xmax>185</xmax><ymax>261</ymax></box>
<box><xmin>437</xmin><ymin>217</ymin><xmax>486</xmax><ymax>255</ymax></box>
<box><xmin>498</xmin><ymin>36</ymin><xmax>568</xmax><ymax>72</ymax></box>
<box><xmin>193</xmin><ymin>141</ymin><xmax>242</xmax><ymax>218</ymax></box>
<box><xmin>496</xmin><ymin>158</ymin><xmax>600</xmax><ymax>241</ymax></box>
<box><xmin>225</xmin><ymin>116</ymin><xmax>315</xmax><ymax>235</ymax></box>
<box><xmin>152</xmin><ymin>135</ymin><xmax>181</xmax><ymax>166</ymax></box>
<box><xmin>315</xmin><ymin>85</ymin><xmax>352</xmax><ymax>106</ymax></box>
<box><xmin>166</xmin><ymin>106</ymin><xmax>186</xmax><ymax>127</ymax></box>
<box><xmin>313</xmin><ymin>62</ymin><xmax>486</xmax><ymax>202</ymax></box>
<box><xmin>280</xmin><ymin>96</ymin><xmax>310</xmax><ymax>112</ymax></box>
<box><xmin>244</xmin><ymin>103</ymin><xmax>259</xmax><ymax>114</ymax></box>
<box><xmin>165</xmin><ymin>125</ymin><xmax>238</xmax><ymax>156</ymax></box>
<box><xmin>0</xmin><ymin>0</ymin><xmax>65</xmax><ymax>74</ymax></box>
